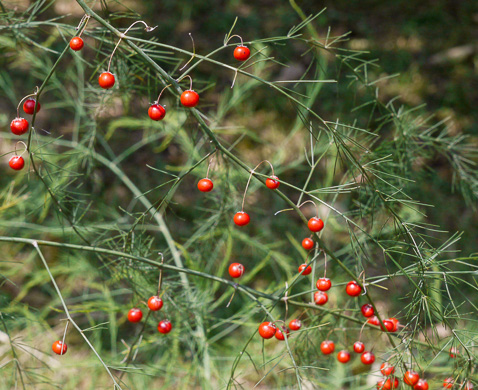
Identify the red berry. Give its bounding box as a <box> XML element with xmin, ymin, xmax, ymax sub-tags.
<box><xmin>289</xmin><ymin>319</ymin><xmax>301</xmax><ymax>331</ymax></box>
<box><xmin>10</xmin><ymin>118</ymin><xmax>29</xmax><ymax>135</ymax></box>
<box><xmin>389</xmin><ymin>317</ymin><xmax>400</xmax><ymax>332</ymax></box>
<box><xmin>148</xmin><ymin>104</ymin><xmax>166</xmax><ymax>121</ymax></box>
<box><xmin>258</xmin><ymin>321</ymin><xmax>276</xmax><ymax>339</ymax></box>
<box><xmin>404</xmin><ymin>371</ymin><xmax>420</xmax><ymax>386</ymax></box>
<box><xmin>443</xmin><ymin>378</ymin><xmax>454</xmax><ymax>389</ymax></box>
<box><xmin>69</xmin><ymin>36</ymin><xmax>84</xmax><ymax>51</ymax></box>
<box><xmin>98</xmin><ymin>72</ymin><xmax>115</xmax><ymax>89</ymax></box>
<box><xmin>23</xmin><ymin>99</ymin><xmax>41</xmax><ymax>115</ymax></box>
<box><xmin>361</xmin><ymin>351</ymin><xmax>375</xmax><ymax>365</ymax></box>
<box><xmin>381</xmin><ymin>362</ymin><xmax>395</xmax><ymax>376</ymax></box>
<box><xmin>382</xmin><ymin>319</ymin><xmax>395</xmax><ymax>332</ymax></box>
<box><xmin>413</xmin><ymin>379</ymin><xmax>428</xmax><ymax>390</ymax></box>
<box><xmin>233</xmin><ymin>211</ymin><xmax>250</xmax><ymax>226</ymax></box>
<box><xmin>302</xmin><ymin>238</ymin><xmax>314</xmax><ymax>251</ymax></box>
<box><xmin>180</xmin><ymin>90</ymin><xmax>199</xmax><ymax>107</ymax></box>
<box><xmin>307</xmin><ymin>217</ymin><xmax>324</xmax><ymax>232</ymax></box>
<box><xmin>337</xmin><ymin>350</ymin><xmax>350</xmax><ymax>363</ymax></box>
<box><xmin>265</xmin><ymin>175</ymin><xmax>280</xmax><ymax>190</ymax></box>
<box><xmin>147</xmin><ymin>296</ymin><xmax>163</xmax><ymax>311</ymax></box>
<box><xmin>368</xmin><ymin>316</ymin><xmax>380</xmax><ymax>326</ymax></box>
<box><xmin>158</xmin><ymin>319</ymin><xmax>172</xmax><ymax>334</ymax></box>
<box><xmin>320</xmin><ymin>340</ymin><xmax>335</xmax><ymax>355</ymax></box>
<box><xmin>233</xmin><ymin>46</ymin><xmax>250</xmax><ymax>61</ymax></box>
<box><xmin>52</xmin><ymin>340</ymin><xmax>67</xmax><ymax>355</ymax></box>
<box><xmin>316</xmin><ymin>277</ymin><xmax>331</xmax><ymax>291</ymax></box>
<box><xmin>353</xmin><ymin>341</ymin><xmax>365</xmax><ymax>353</ymax></box>
<box><xmin>127</xmin><ymin>308</ymin><xmax>143</xmax><ymax>323</ymax></box>
<box><xmin>449</xmin><ymin>347</ymin><xmax>459</xmax><ymax>358</ymax></box>
<box><xmin>275</xmin><ymin>326</ymin><xmax>289</xmax><ymax>341</ymax></box>
<box><xmin>361</xmin><ymin>303</ymin><xmax>374</xmax><ymax>317</ymax></box>
<box><xmin>384</xmin><ymin>377</ymin><xmax>400</xmax><ymax>389</ymax></box>
<box><xmin>377</xmin><ymin>380</ymin><xmax>385</xmax><ymax>390</ymax></box>
<box><xmin>346</xmin><ymin>281</ymin><xmax>362</xmax><ymax>297</ymax></box>
<box><xmin>228</xmin><ymin>263</ymin><xmax>244</xmax><ymax>278</ymax></box>
<box><xmin>9</xmin><ymin>156</ymin><xmax>24</xmax><ymax>170</ymax></box>
<box><xmin>197</xmin><ymin>178</ymin><xmax>214</xmax><ymax>192</ymax></box>
<box><xmin>314</xmin><ymin>291</ymin><xmax>328</xmax><ymax>305</ymax></box>
<box><xmin>298</xmin><ymin>264</ymin><xmax>312</xmax><ymax>275</ymax></box>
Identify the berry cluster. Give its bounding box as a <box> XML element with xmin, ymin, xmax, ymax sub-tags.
<box><xmin>50</xmin><ymin>253</ymin><xmax>171</xmax><ymax>356</ymax></box>
<box><xmin>51</xmin><ymin>292</ymin><xmax>172</xmax><ymax>356</ymax></box>
<box><xmin>128</xmin><ymin>296</ymin><xmax>172</xmax><ymax>335</ymax></box>
<box><xmin>7</xmin><ymin>17</ymin><xmax>250</xmax><ymax>173</ymax></box>
<box><xmin>8</xmin><ymin>97</ymin><xmax>40</xmax><ymax>171</ymax></box>
<box><xmin>9</xmin><ymin>13</ymin><xmax>252</xmax><ymax>361</ymax></box>
<box><xmin>258</xmin><ymin>318</ymin><xmax>302</xmax><ymax>341</ymax></box>
<box><xmin>128</xmin><ymin>259</ymin><xmax>172</xmax><ymax>336</ymax></box>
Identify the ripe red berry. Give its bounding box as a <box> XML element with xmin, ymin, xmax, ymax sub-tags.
<box><xmin>368</xmin><ymin>316</ymin><xmax>380</xmax><ymax>326</ymax></box>
<box><xmin>443</xmin><ymin>378</ymin><xmax>454</xmax><ymax>389</ymax></box>
<box><xmin>233</xmin><ymin>211</ymin><xmax>250</xmax><ymax>226</ymax></box>
<box><xmin>233</xmin><ymin>46</ymin><xmax>250</xmax><ymax>61</ymax></box>
<box><xmin>52</xmin><ymin>340</ymin><xmax>67</xmax><ymax>355</ymax></box>
<box><xmin>381</xmin><ymin>362</ymin><xmax>395</xmax><ymax>376</ymax></box>
<box><xmin>389</xmin><ymin>317</ymin><xmax>400</xmax><ymax>332</ymax></box>
<box><xmin>377</xmin><ymin>380</ymin><xmax>385</xmax><ymax>390</ymax></box>
<box><xmin>307</xmin><ymin>217</ymin><xmax>324</xmax><ymax>232</ymax></box>
<box><xmin>337</xmin><ymin>350</ymin><xmax>351</xmax><ymax>363</ymax></box>
<box><xmin>316</xmin><ymin>277</ymin><xmax>331</xmax><ymax>291</ymax></box>
<box><xmin>10</xmin><ymin>118</ymin><xmax>29</xmax><ymax>135</ymax></box>
<box><xmin>158</xmin><ymin>319</ymin><xmax>172</xmax><ymax>334</ymax></box>
<box><xmin>302</xmin><ymin>238</ymin><xmax>314</xmax><ymax>251</ymax></box>
<box><xmin>413</xmin><ymin>379</ymin><xmax>428</xmax><ymax>390</ymax></box>
<box><xmin>384</xmin><ymin>377</ymin><xmax>400</xmax><ymax>389</ymax></box>
<box><xmin>361</xmin><ymin>351</ymin><xmax>375</xmax><ymax>365</ymax></box>
<box><xmin>314</xmin><ymin>291</ymin><xmax>328</xmax><ymax>305</ymax></box>
<box><xmin>147</xmin><ymin>296</ymin><xmax>163</xmax><ymax>311</ymax></box>
<box><xmin>353</xmin><ymin>341</ymin><xmax>365</xmax><ymax>353</ymax></box>
<box><xmin>361</xmin><ymin>303</ymin><xmax>374</xmax><ymax>317</ymax></box>
<box><xmin>320</xmin><ymin>340</ymin><xmax>335</xmax><ymax>355</ymax></box>
<box><xmin>265</xmin><ymin>176</ymin><xmax>280</xmax><ymax>189</ymax></box>
<box><xmin>258</xmin><ymin>321</ymin><xmax>276</xmax><ymax>339</ymax></box>
<box><xmin>197</xmin><ymin>178</ymin><xmax>214</xmax><ymax>192</ymax></box>
<box><xmin>127</xmin><ymin>308</ymin><xmax>143</xmax><ymax>323</ymax></box>
<box><xmin>275</xmin><ymin>327</ymin><xmax>289</xmax><ymax>341</ymax></box>
<box><xmin>9</xmin><ymin>156</ymin><xmax>25</xmax><ymax>170</ymax></box>
<box><xmin>289</xmin><ymin>319</ymin><xmax>301</xmax><ymax>331</ymax></box>
<box><xmin>98</xmin><ymin>72</ymin><xmax>115</xmax><ymax>89</ymax></box>
<box><xmin>69</xmin><ymin>36</ymin><xmax>84</xmax><ymax>51</ymax></box>
<box><xmin>148</xmin><ymin>104</ymin><xmax>166</xmax><ymax>121</ymax></box>
<box><xmin>449</xmin><ymin>347</ymin><xmax>459</xmax><ymax>358</ymax></box>
<box><xmin>23</xmin><ymin>99</ymin><xmax>41</xmax><ymax>115</ymax></box>
<box><xmin>228</xmin><ymin>263</ymin><xmax>244</xmax><ymax>278</ymax></box>
<box><xmin>383</xmin><ymin>319</ymin><xmax>395</xmax><ymax>332</ymax></box>
<box><xmin>346</xmin><ymin>281</ymin><xmax>362</xmax><ymax>296</ymax></box>
<box><xmin>404</xmin><ymin>371</ymin><xmax>420</xmax><ymax>386</ymax></box>
<box><xmin>298</xmin><ymin>264</ymin><xmax>312</xmax><ymax>275</ymax></box>
<box><xmin>180</xmin><ymin>90</ymin><xmax>199</xmax><ymax>107</ymax></box>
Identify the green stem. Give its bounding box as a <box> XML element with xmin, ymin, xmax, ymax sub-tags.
<box><xmin>25</xmin><ymin>21</ymin><xmax>91</xmax><ymax>245</ymax></box>
<box><xmin>31</xmin><ymin>241</ymin><xmax>121</xmax><ymax>388</ymax></box>
<box><xmin>117</xmin><ymin>311</ymin><xmax>151</xmax><ymax>382</ymax></box>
